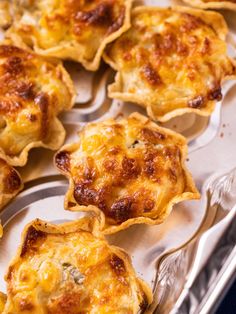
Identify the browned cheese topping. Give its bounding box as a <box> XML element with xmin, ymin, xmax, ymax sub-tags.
<box><xmin>105</xmin><ymin>7</ymin><xmax>236</xmax><ymax>121</ymax></box>
<box><xmin>6</xmin><ymin>0</ymin><xmax>132</xmax><ymax>70</ymax></box>
<box><xmin>0</xmin><ymin>44</ymin><xmax>73</xmax><ymax>160</ymax></box>
<box><xmin>55</xmin><ymin>113</ymin><xmax>199</xmax><ymax>230</ymax></box>
<box><xmin>3</xmin><ymin>219</ymin><xmax>152</xmax><ymax>313</ymax></box>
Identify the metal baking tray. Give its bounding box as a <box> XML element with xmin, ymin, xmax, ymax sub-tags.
<box><xmin>0</xmin><ymin>1</ymin><xmax>236</xmax><ymax>313</ymax></box>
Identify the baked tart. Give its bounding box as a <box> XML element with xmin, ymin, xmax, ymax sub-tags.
<box><xmin>3</xmin><ymin>218</ymin><xmax>152</xmax><ymax>313</ymax></box>
<box><xmin>55</xmin><ymin>113</ymin><xmax>200</xmax><ymax>234</ymax></box>
<box><xmin>182</xmin><ymin>0</ymin><xmax>236</xmax><ymax>11</ymax></box>
<box><xmin>104</xmin><ymin>6</ymin><xmax>236</xmax><ymax>122</ymax></box>
<box><xmin>0</xmin><ymin>44</ymin><xmax>75</xmax><ymax>167</ymax></box>
<box><xmin>6</xmin><ymin>0</ymin><xmax>132</xmax><ymax>71</ymax></box>
<box><xmin>0</xmin><ymin>158</ymin><xmax>23</xmax><ymax>237</ymax></box>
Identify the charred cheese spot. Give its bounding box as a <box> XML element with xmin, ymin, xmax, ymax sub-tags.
<box><xmin>0</xmin><ymin>44</ymin><xmax>74</xmax><ymax>163</ymax></box>
<box><xmin>15</xmin><ymin>81</ymin><xmax>35</xmax><ymax>100</ymax></box>
<box><xmin>55</xmin><ymin>113</ymin><xmax>199</xmax><ymax>232</ymax></box>
<box><xmin>74</xmin><ymin>184</ymin><xmax>99</xmax><ymax>207</ymax></box>
<box><xmin>109</xmin><ymin>196</ymin><xmax>135</xmax><ymax>222</ymax></box>
<box><xmin>0</xmin><ymin>99</ymin><xmax>22</xmax><ymax>115</ymax></box>
<box><xmin>20</xmin><ymin>226</ymin><xmax>46</xmax><ymax>257</ymax></box>
<box><xmin>121</xmin><ymin>156</ymin><xmax>141</xmax><ymax>179</ymax></box>
<box><xmin>19</xmin><ymin>299</ymin><xmax>34</xmax><ymax>311</ymax></box>
<box><xmin>3</xmin><ymin>168</ymin><xmax>22</xmax><ymax>194</ymax></box>
<box><xmin>105</xmin><ymin>7</ymin><xmax>236</xmax><ymax>121</ymax></box>
<box><xmin>208</xmin><ymin>86</ymin><xmax>222</xmax><ymax>101</ymax></box>
<box><xmin>0</xmin><ymin>45</ymin><xmax>23</xmax><ymax>57</ymax></box>
<box><xmin>0</xmin><ymin>158</ymin><xmax>23</xmax><ymax>212</ymax></box>
<box><xmin>141</xmin><ymin>127</ymin><xmax>166</xmax><ymax>142</ymax></box>
<box><xmin>4</xmin><ymin>219</ymin><xmax>152</xmax><ymax>312</ymax></box>
<box><xmin>3</xmin><ymin>55</ymin><xmax>24</xmax><ymax>75</ymax></box>
<box><xmin>141</xmin><ymin>63</ymin><xmax>162</xmax><ymax>87</ymax></box>
<box><xmin>188</xmin><ymin>95</ymin><xmax>205</xmax><ymax>108</ymax></box>
<box><xmin>55</xmin><ymin>150</ymin><xmax>71</xmax><ymax>173</ymax></box>
<box><xmin>74</xmin><ymin>2</ymin><xmax>114</xmax><ymax>27</ymax></box>
<box><xmin>34</xmin><ymin>92</ymin><xmax>50</xmax><ymax>138</ymax></box>
<box><xmin>103</xmin><ymin>158</ymin><xmax>118</xmax><ymax>172</ymax></box>
<box><xmin>109</xmin><ymin>254</ymin><xmax>126</xmax><ymax>276</ymax></box>
<box><xmin>7</xmin><ymin>0</ymin><xmax>132</xmax><ymax>70</ymax></box>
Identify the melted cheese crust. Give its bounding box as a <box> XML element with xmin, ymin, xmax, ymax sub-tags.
<box><xmin>104</xmin><ymin>6</ymin><xmax>236</xmax><ymax>122</ymax></box>
<box><xmin>55</xmin><ymin>113</ymin><xmax>199</xmax><ymax>234</ymax></box>
<box><xmin>7</xmin><ymin>0</ymin><xmax>132</xmax><ymax>71</ymax></box>
<box><xmin>183</xmin><ymin>0</ymin><xmax>236</xmax><ymax>11</ymax></box>
<box><xmin>0</xmin><ymin>44</ymin><xmax>75</xmax><ymax>166</ymax></box>
<box><xmin>3</xmin><ymin>218</ymin><xmax>152</xmax><ymax>313</ymax></box>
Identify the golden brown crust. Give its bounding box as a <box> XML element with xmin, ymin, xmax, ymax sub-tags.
<box><xmin>6</xmin><ymin>0</ymin><xmax>132</xmax><ymax>71</ymax></box>
<box><xmin>0</xmin><ymin>43</ymin><xmax>75</xmax><ymax>167</ymax></box>
<box><xmin>104</xmin><ymin>6</ymin><xmax>236</xmax><ymax>122</ymax></box>
<box><xmin>3</xmin><ymin>218</ymin><xmax>153</xmax><ymax>313</ymax></box>
<box><xmin>182</xmin><ymin>0</ymin><xmax>236</xmax><ymax>11</ymax></box>
<box><xmin>55</xmin><ymin>112</ymin><xmax>199</xmax><ymax>234</ymax></box>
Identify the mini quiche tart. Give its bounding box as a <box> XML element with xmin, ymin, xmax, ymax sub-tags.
<box><xmin>3</xmin><ymin>218</ymin><xmax>152</xmax><ymax>313</ymax></box>
<box><xmin>6</xmin><ymin>0</ymin><xmax>132</xmax><ymax>71</ymax></box>
<box><xmin>0</xmin><ymin>158</ymin><xmax>23</xmax><ymax>237</ymax></box>
<box><xmin>104</xmin><ymin>6</ymin><xmax>236</xmax><ymax>122</ymax></box>
<box><xmin>55</xmin><ymin>113</ymin><xmax>200</xmax><ymax>234</ymax></box>
<box><xmin>182</xmin><ymin>0</ymin><xmax>236</xmax><ymax>11</ymax></box>
<box><xmin>0</xmin><ymin>44</ymin><xmax>75</xmax><ymax>167</ymax></box>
